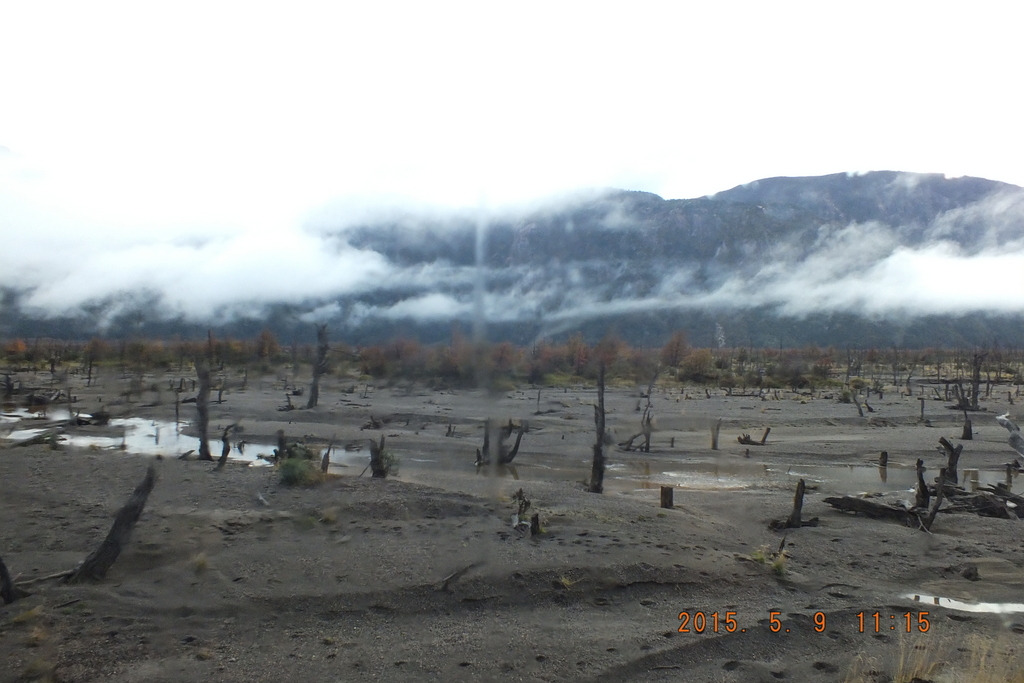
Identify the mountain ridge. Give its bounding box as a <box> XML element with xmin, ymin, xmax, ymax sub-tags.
<box><xmin>2</xmin><ymin>171</ymin><xmax>1023</xmax><ymax>348</ymax></box>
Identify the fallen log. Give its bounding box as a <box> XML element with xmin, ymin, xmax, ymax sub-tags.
<box><xmin>978</xmin><ymin>484</ymin><xmax>1024</xmax><ymax>519</ymax></box>
<box><xmin>738</xmin><ymin>427</ymin><xmax>770</xmax><ymax>446</ymax></box>
<box><xmin>823</xmin><ymin>496</ymin><xmax>920</xmax><ymax>527</ymax></box>
<box><xmin>66</xmin><ymin>464</ymin><xmax>157</xmax><ymax>584</ymax></box>
<box><xmin>12</xmin><ymin>428</ymin><xmax>63</xmax><ymax>448</ymax></box>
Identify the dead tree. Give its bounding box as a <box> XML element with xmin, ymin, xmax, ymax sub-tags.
<box><xmin>922</xmin><ymin>466</ymin><xmax>951</xmax><ymax>532</ymax></box>
<box><xmin>66</xmin><ymin>465</ymin><xmax>156</xmax><ymax>583</ymax></box>
<box><xmin>939</xmin><ymin>437</ymin><xmax>963</xmax><ymax>486</ymax></box>
<box><xmin>195</xmin><ymin>359</ymin><xmax>212</xmax><ymax>460</ymax></box>
<box><xmin>274</xmin><ymin>429</ymin><xmax>286</xmax><ymax>461</ymax></box>
<box><xmin>475</xmin><ymin>419</ymin><xmax>526</xmax><ymax>466</ymax></box>
<box><xmin>915</xmin><ymin>459</ymin><xmax>930</xmax><ymax>509</ymax></box>
<box><xmin>320</xmin><ymin>440</ymin><xmax>333</xmax><ymax>473</ymax></box>
<box><xmin>589</xmin><ymin>363</ymin><xmax>607</xmax><ymax>494</ymax></box>
<box><xmin>369</xmin><ymin>434</ymin><xmax>389</xmax><ymax>478</ymax></box>
<box><xmin>215</xmin><ymin>424</ymin><xmax>235</xmax><ymax>471</ymax></box>
<box><xmin>307</xmin><ymin>324</ymin><xmax>329</xmax><ymax>409</ymax></box>
<box><xmin>970</xmin><ymin>351</ymin><xmax>986</xmax><ymax>411</ymax></box>
<box><xmin>619</xmin><ymin>406</ymin><xmax>654</xmax><ymax>452</ymax></box>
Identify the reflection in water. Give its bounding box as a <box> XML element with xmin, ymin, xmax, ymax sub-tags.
<box><xmin>905</xmin><ymin>593</ymin><xmax>1024</xmax><ymax>614</ymax></box>
<box><xmin>878</xmin><ymin>465</ymin><xmax>887</xmax><ymax>483</ymax></box>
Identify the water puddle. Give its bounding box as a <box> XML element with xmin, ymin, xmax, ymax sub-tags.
<box><xmin>3</xmin><ymin>408</ymin><xmax>1017</xmax><ymax>495</ymax></box>
<box><xmin>904</xmin><ymin>593</ymin><xmax>1024</xmax><ymax>614</ymax></box>
<box><xmin>2</xmin><ymin>412</ymin><xmax>278</xmax><ymax>467</ymax></box>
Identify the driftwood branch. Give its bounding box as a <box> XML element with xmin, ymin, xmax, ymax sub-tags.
<box><xmin>738</xmin><ymin>427</ymin><xmax>770</xmax><ymax>446</ymax></box>
<box><xmin>66</xmin><ymin>464</ymin><xmax>157</xmax><ymax>584</ymax></box>
<box><xmin>438</xmin><ymin>561</ymin><xmax>484</xmax><ymax>592</ymax></box>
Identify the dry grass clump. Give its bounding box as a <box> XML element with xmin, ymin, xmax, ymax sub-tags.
<box><xmin>843</xmin><ymin>633</ymin><xmax>1024</xmax><ymax>683</ymax></box>
<box><xmin>21</xmin><ymin>658</ymin><xmax>57</xmax><ymax>682</ymax></box>
<box><xmin>191</xmin><ymin>552</ymin><xmax>209</xmax><ymax>574</ymax></box>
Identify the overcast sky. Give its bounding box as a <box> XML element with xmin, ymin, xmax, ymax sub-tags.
<box><xmin>2</xmin><ymin>1</ymin><xmax>1023</xmax><ymax>321</ymax></box>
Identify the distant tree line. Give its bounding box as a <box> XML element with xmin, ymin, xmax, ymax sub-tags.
<box><xmin>2</xmin><ymin>331</ymin><xmax>1022</xmax><ymax>392</ymax></box>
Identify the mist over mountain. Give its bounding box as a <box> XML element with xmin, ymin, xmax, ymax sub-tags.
<box><xmin>3</xmin><ymin>171</ymin><xmax>1024</xmax><ymax>348</ymax></box>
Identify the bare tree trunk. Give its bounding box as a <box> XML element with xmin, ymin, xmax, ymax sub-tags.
<box><xmin>369</xmin><ymin>434</ymin><xmax>388</xmax><ymax>478</ymax></box>
<box><xmin>307</xmin><ymin>324</ymin><xmax>329</xmax><ymax>409</ymax></box>
<box><xmin>196</xmin><ymin>359</ymin><xmax>212</xmax><ymax>460</ymax></box>
<box><xmin>939</xmin><ymin>437</ymin><xmax>963</xmax><ymax>486</ymax></box>
<box><xmin>711</xmin><ymin>418</ymin><xmax>722</xmax><ymax>450</ymax></box>
<box><xmin>589</xmin><ymin>363</ymin><xmax>606</xmax><ymax>494</ymax></box>
<box><xmin>971</xmin><ymin>351</ymin><xmax>985</xmax><ymax>411</ymax></box>
<box><xmin>66</xmin><ymin>465</ymin><xmax>156</xmax><ymax>583</ymax></box>
<box><xmin>215</xmin><ymin>425</ymin><xmax>232</xmax><ymax>471</ymax></box>
<box><xmin>915</xmin><ymin>459</ymin><xmax>930</xmax><ymax>509</ymax></box>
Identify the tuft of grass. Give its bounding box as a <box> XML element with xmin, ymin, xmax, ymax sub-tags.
<box><xmin>279</xmin><ymin>458</ymin><xmax>324</xmax><ymax>486</ymax></box>
<box><xmin>191</xmin><ymin>552</ymin><xmax>209</xmax><ymax>574</ymax></box>
<box><xmin>750</xmin><ymin>544</ymin><xmax>787</xmax><ymax>576</ymax></box>
<box><xmin>25</xmin><ymin>626</ymin><xmax>47</xmax><ymax>647</ymax></box>
<box><xmin>557</xmin><ymin>575</ymin><xmax>579</xmax><ymax>589</ymax></box>
<box><xmin>21</xmin><ymin>658</ymin><xmax>56</xmax><ymax>682</ymax></box>
<box><xmin>841</xmin><ymin>654</ymin><xmax>880</xmax><ymax>683</ymax></box>
<box><xmin>963</xmin><ymin>635</ymin><xmax>1024</xmax><ymax>683</ymax></box>
<box><xmin>293</xmin><ymin>515</ymin><xmax>318</xmax><ymax>531</ymax></box>
<box><xmin>892</xmin><ymin>632</ymin><xmax>944</xmax><ymax>683</ymax></box>
<box><xmin>319</xmin><ymin>507</ymin><xmax>339</xmax><ymax>524</ymax></box>
<box><xmin>13</xmin><ymin>605</ymin><xmax>43</xmax><ymax>624</ymax></box>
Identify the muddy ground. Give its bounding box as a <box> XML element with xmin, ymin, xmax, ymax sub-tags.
<box><xmin>2</xmin><ymin>368</ymin><xmax>1024</xmax><ymax>682</ymax></box>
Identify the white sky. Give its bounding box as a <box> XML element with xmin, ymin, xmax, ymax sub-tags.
<box><xmin>2</xmin><ymin>1</ymin><xmax>1024</xmax><ymax>321</ymax></box>
<box><xmin>3</xmin><ymin>1</ymin><xmax>1023</xmax><ymax>231</ymax></box>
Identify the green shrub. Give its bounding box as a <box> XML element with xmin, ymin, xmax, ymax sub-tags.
<box><xmin>279</xmin><ymin>458</ymin><xmax>323</xmax><ymax>486</ymax></box>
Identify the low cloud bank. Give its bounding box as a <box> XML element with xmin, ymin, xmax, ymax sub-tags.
<box><xmin>2</xmin><ymin>171</ymin><xmax>1023</xmax><ymax>334</ymax></box>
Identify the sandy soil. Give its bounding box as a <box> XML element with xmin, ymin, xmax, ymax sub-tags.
<box><xmin>2</xmin><ymin>368</ymin><xmax>1024</xmax><ymax>682</ymax></box>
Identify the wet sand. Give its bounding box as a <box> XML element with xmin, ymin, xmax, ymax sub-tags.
<box><xmin>3</xmin><ymin>369</ymin><xmax>1024</xmax><ymax>682</ymax></box>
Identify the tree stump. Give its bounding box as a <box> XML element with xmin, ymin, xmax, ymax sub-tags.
<box><xmin>660</xmin><ymin>486</ymin><xmax>674</xmax><ymax>509</ymax></box>
<box><xmin>915</xmin><ymin>459</ymin><xmax>930</xmax><ymax>509</ymax></box>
